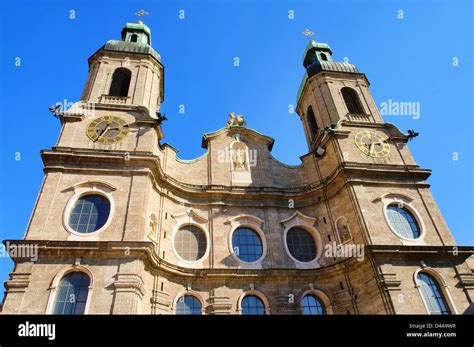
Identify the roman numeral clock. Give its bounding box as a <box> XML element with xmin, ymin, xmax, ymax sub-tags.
<box><xmin>86</xmin><ymin>115</ymin><xmax>130</xmax><ymax>145</ymax></box>
<box><xmin>354</xmin><ymin>130</ymin><xmax>390</xmax><ymax>158</ymax></box>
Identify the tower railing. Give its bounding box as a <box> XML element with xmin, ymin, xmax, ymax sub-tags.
<box><xmin>100</xmin><ymin>95</ymin><xmax>130</xmax><ymax>105</ymax></box>
<box><xmin>346</xmin><ymin>112</ymin><xmax>372</xmax><ymax>122</ymax></box>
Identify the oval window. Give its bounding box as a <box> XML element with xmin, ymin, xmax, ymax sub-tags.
<box><xmin>174</xmin><ymin>225</ymin><xmax>207</xmax><ymax>261</ymax></box>
<box><xmin>386</xmin><ymin>204</ymin><xmax>420</xmax><ymax>239</ymax></box>
<box><xmin>68</xmin><ymin>194</ymin><xmax>110</xmax><ymax>234</ymax></box>
<box><xmin>232</xmin><ymin>227</ymin><xmax>263</xmax><ymax>262</ymax></box>
<box><xmin>286</xmin><ymin>227</ymin><xmax>317</xmax><ymax>262</ymax></box>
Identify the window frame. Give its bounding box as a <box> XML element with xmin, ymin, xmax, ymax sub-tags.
<box><xmin>63</xmin><ymin>182</ymin><xmax>115</xmax><ymax>238</ymax></box>
<box><xmin>226</xmin><ymin>215</ymin><xmax>267</xmax><ymax>267</ymax></box>
<box><xmin>237</xmin><ymin>290</ymin><xmax>270</xmax><ymax>315</ymax></box>
<box><xmin>173</xmin><ymin>291</ymin><xmax>205</xmax><ymax>315</ymax></box>
<box><xmin>301</xmin><ymin>294</ymin><xmax>325</xmax><ymax>315</ymax></box>
<box><xmin>414</xmin><ymin>268</ymin><xmax>457</xmax><ymax>314</ymax></box>
<box><xmin>381</xmin><ymin>194</ymin><xmax>425</xmax><ymax>243</ymax></box>
<box><xmin>46</xmin><ymin>266</ymin><xmax>94</xmax><ymax>315</ymax></box>
<box><xmin>297</xmin><ymin>288</ymin><xmax>333</xmax><ymax>315</ymax></box>
<box><xmin>108</xmin><ymin>68</ymin><xmax>132</xmax><ymax>97</ymax></box>
<box><xmin>231</xmin><ymin>226</ymin><xmax>265</xmax><ymax>263</ymax></box>
<box><xmin>172</xmin><ymin>223</ymin><xmax>209</xmax><ymax>263</ymax></box>
<box><xmin>385</xmin><ymin>204</ymin><xmax>421</xmax><ymax>240</ymax></box>
<box><xmin>341</xmin><ymin>87</ymin><xmax>365</xmax><ymax>114</ymax></box>
<box><xmin>306</xmin><ymin>105</ymin><xmax>319</xmax><ymax>141</ymax></box>
<box><xmin>171</xmin><ymin>209</ymin><xmax>210</xmax><ymax>267</ymax></box>
<box><xmin>285</xmin><ymin>226</ymin><xmax>318</xmax><ymax>263</ymax></box>
<box><xmin>281</xmin><ymin>211</ymin><xmax>322</xmax><ymax>269</ymax></box>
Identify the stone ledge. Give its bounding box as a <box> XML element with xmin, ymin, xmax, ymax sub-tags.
<box><xmin>4</xmin><ymin>272</ymin><xmax>31</xmax><ymax>293</ymax></box>
<box><xmin>458</xmin><ymin>273</ymin><xmax>474</xmax><ymax>289</ymax></box>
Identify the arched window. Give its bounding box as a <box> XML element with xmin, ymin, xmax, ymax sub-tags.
<box><xmin>306</xmin><ymin>106</ymin><xmax>318</xmax><ymax>140</ymax></box>
<box><xmin>302</xmin><ymin>294</ymin><xmax>325</xmax><ymax>315</ymax></box>
<box><xmin>241</xmin><ymin>295</ymin><xmax>265</xmax><ymax>315</ymax></box>
<box><xmin>341</xmin><ymin>87</ymin><xmax>363</xmax><ymax>114</ymax></box>
<box><xmin>130</xmin><ymin>34</ymin><xmax>138</xmax><ymax>43</ymax></box>
<box><xmin>232</xmin><ymin>227</ymin><xmax>263</xmax><ymax>262</ymax></box>
<box><xmin>52</xmin><ymin>272</ymin><xmax>90</xmax><ymax>315</ymax></box>
<box><xmin>286</xmin><ymin>227</ymin><xmax>317</xmax><ymax>263</ymax></box>
<box><xmin>386</xmin><ymin>204</ymin><xmax>420</xmax><ymax>239</ymax></box>
<box><xmin>417</xmin><ymin>273</ymin><xmax>450</xmax><ymax>315</ymax></box>
<box><xmin>320</xmin><ymin>53</ymin><xmax>328</xmax><ymax>61</ymax></box>
<box><xmin>176</xmin><ymin>295</ymin><xmax>202</xmax><ymax>315</ymax></box>
<box><xmin>174</xmin><ymin>225</ymin><xmax>207</xmax><ymax>261</ymax></box>
<box><xmin>109</xmin><ymin>68</ymin><xmax>131</xmax><ymax>97</ymax></box>
<box><xmin>68</xmin><ymin>194</ymin><xmax>110</xmax><ymax>234</ymax></box>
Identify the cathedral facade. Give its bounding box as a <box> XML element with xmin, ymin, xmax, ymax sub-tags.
<box><xmin>2</xmin><ymin>21</ymin><xmax>473</xmax><ymax>315</ymax></box>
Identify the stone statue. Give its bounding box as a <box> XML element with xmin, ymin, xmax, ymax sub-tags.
<box><xmin>233</xmin><ymin>149</ymin><xmax>246</xmax><ymax>170</ymax></box>
<box><xmin>226</xmin><ymin>112</ymin><xmax>246</xmax><ymax>127</ymax></box>
<box><xmin>232</xmin><ymin>142</ymin><xmax>248</xmax><ymax>171</ymax></box>
<box><xmin>148</xmin><ymin>221</ymin><xmax>156</xmax><ymax>238</ymax></box>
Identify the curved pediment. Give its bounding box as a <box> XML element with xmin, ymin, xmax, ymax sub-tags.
<box><xmin>171</xmin><ymin>208</ymin><xmax>208</xmax><ymax>225</ymax></box>
<box><xmin>281</xmin><ymin>211</ymin><xmax>317</xmax><ymax>228</ymax></box>
<box><xmin>201</xmin><ymin>127</ymin><xmax>274</xmax><ymax>150</ymax></box>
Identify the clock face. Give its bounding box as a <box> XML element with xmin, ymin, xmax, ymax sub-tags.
<box><xmin>86</xmin><ymin>115</ymin><xmax>130</xmax><ymax>144</ymax></box>
<box><xmin>355</xmin><ymin>130</ymin><xmax>390</xmax><ymax>158</ymax></box>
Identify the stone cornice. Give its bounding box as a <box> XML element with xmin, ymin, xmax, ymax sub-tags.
<box><xmin>3</xmin><ymin>240</ymin><xmax>355</xmax><ymax>279</ymax></box>
<box><xmin>40</xmin><ymin>148</ymin><xmax>432</xmax><ymax>204</ymax></box>
<box><xmin>5</xmin><ymin>240</ymin><xmax>472</xmax><ymax>279</ymax></box>
<box><xmin>60</xmin><ymin>113</ymin><xmax>84</xmax><ymax>125</ymax></box>
<box><xmin>367</xmin><ymin>244</ymin><xmax>474</xmax><ymax>261</ymax></box>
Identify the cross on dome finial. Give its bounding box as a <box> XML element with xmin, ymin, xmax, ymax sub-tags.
<box><xmin>135</xmin><ymin>9</ymin><xmax>149</xmax><ymax>17</ymax></box>
<box><xmin>302</xmin><ymin>29</ymin><xmax>315</xmax><ymax>39</ymax></box>
<box><xmin>302</xmin><ymin>29</ymin><xmax>314</xmax><ymax>36</ymax></box>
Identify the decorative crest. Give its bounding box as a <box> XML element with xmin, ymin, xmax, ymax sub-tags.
<box><xmin>226</xmin><ymin>112</ymin><xmax>246</xmax><ymax>127</ymax></box>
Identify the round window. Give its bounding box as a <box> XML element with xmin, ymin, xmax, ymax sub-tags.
<box><xmin>286</xmin><ymin>227</ymin><xmax>317</xmax><ymax>262</ymax></box>
<box><xmin>231</xmin><ymin>227</ymin><xmax>263</xmax><ymax>262</ymax></box>
<box><xmin>386</xmin><ymin>204</ymin><xmax>420</xmax><ymax>239</ymax></box>
<box><xmin>68</xmin><ymin>194</ymin><xmax>110</xmax><ymax>233</ymax></box>
<box><xmin>174</xmin><ymin>225</ymin><xmax>207</xmax><ymax>261</ymax></box>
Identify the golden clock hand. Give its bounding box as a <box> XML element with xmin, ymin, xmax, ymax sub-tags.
<box><xmin>95</xmin><ymin>125</ymin><xmax>110</xmax><ymax>141</ymax></box>
<box><xmin>369</xmin><ymin>142</ymin><xmax>376</xmax><ymax>156</ymax></box>
<box><xmin>108</xmin><ymin>123</ymin><xmax>129</xmax><ymax>131</ymax></box>
<box><xmin>370</xmin><ymin>141</ymin><xmax>384</xmax><ymax>156</ymax></box>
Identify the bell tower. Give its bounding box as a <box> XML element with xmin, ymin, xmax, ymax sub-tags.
<box><xmin>78</xmin><ymin>20</ymin><xmax>164</xmax><ymax>119</ymax></box>
<box><xmin>292</xmin><ymin>37</ymin><xmax>474</xmax><ymax>315</ymax></box>
<box><xmin>296</xmin><ymin>40</ymin><xmax>383</xmax><ymax>152</ymax></box>
<box><xmin>294</xmin><ymin>36</ymin><xmax>459</xmax><ymax>247</ymax></box>
<box><xmin>55</xmin><ymin>20</ymin><xmax>165</xmax><ymax>153</ymax></box>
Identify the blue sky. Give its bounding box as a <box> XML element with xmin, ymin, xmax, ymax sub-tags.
<box><xmin>0</xmin><ymin>0</ymin><xmax>472</xmax><ymax>302</ymax></box>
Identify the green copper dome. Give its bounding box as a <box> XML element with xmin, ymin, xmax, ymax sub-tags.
<box><xmin>302</xmin><ymin>40</ymin><xmax>332</xmax><ymax>63</ymax></box>
<box><xmin>121</xmin><ymin>21</ymin><xmax>152</xmax><ymax>45</ymax></box>
<box><xmin>90</xmin><ymin>21</ymin><xmax>161</xmax><ymax>63</ymax></box>
<box><xmin>296</xmin><ymin>40</ymin><xmax>359</xmax><ymax>105</ymax></box>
